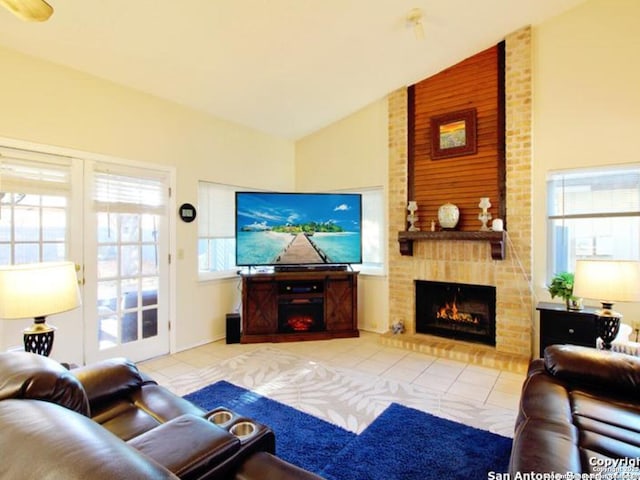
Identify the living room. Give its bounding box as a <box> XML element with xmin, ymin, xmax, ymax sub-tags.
<box><xmin>1</xmin><ymin>0</ymin><xmax>638</xmax><ymax>366</ymax></box>
<box><xmin>1</xmin><ymin>0</ymin><xmax>639</xmax><ymax>478</ymax></box>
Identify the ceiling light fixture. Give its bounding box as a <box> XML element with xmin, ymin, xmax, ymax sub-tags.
<box><xmin>407</xmin><ymin>8</ymin><xmax>425</xmax><ymax>41</ymax></box>
<box><xmin>0</xmin><ymin>0</ymin><xmax>53</xmax><ymax>22</ymax></box>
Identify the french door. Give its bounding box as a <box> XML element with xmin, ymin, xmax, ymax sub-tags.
<box><xmin>0</xmin><ymin>144</ymin><xmax>171</xmax><ymax>363</ymax></box>
<box><xmin>83</xmin><ymin>162</ymin><xmax>171</xmax><ymax>363</ymax></box>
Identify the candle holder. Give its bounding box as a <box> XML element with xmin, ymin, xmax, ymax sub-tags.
<box><xmin>407</xmin><ymin>201</ymin><xmax>419</xmax><ymax>231</ymax></box>
<box><xmin>478</xmin><ymin>197</ymin><xmax>492</xmax><ymax>231</ymax></box>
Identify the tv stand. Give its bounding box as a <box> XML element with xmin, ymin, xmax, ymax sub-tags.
<box><xmin>240</xmin><ymin>270</ymin><xmax>359</xmax><ymax>343</ymax></box>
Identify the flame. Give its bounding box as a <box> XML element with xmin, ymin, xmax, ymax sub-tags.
<box><xmin>436</xmin><ymin>299</ymin><xmax>479</xmax><ymax>325</ymax></box>
<box><xmin>288</xmin><ymin>315</ymin><xmax>314</xmax><ymax>331</ymax></box>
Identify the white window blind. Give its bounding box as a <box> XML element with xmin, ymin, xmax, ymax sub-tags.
<box><xmin>546</xmin><ymin>165</ymin><xmax>640</xmax><ymax>276</ymax></box>
<box><xmin>197</xmin><ymin>181</ymin><xmax>242</xmax><ymax>239</ymax></box>
<box><xmin>0</xmin><ymin>146</ymin><xmax>73</xmax><ymax>265</ymax></box>
<box><xmin>0</xmin><ymin>146</ymin><xmax>71</xmax><ymax>196</ymax></box>
<box><xmin>93</xmin><ymin>164</ymin><xmax>167</xmax><ymax>214</ymax></box>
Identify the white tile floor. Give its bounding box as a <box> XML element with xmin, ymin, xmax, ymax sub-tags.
<box><xmin>139</xmin><ymin>332</ymin><xmax>525</xmax><ymax>437</ymax></box>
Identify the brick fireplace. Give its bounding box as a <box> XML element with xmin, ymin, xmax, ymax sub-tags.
<box><xmin>384</xmin><ymin>26</ymin><xmax>533</xmax><ymax>367</ymax></box>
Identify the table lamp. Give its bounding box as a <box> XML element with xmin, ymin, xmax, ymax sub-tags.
<box><xmin>0</xmin><ymin>261</ymin><xmax>81</xmax><ymax>356</ymax></box>
<box><xmin>572</xmin><ymin>260</ymin><xmax>640</xmax><ymax>350</ymax></box>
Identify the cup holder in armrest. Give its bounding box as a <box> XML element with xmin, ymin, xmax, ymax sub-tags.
<box><xmin>208</xmin><ymin>409</ymin><xmax>234</xmax><ymax>426</ymax></box>
<box><xmin>229</xmin><ymin>421</ymin><xmax>256</xmax><ymax>440</ymax></box>
<box><xmin>205</xmin><ymin>407</ymin><xmax>271</xmax><ymax>448</ymax></box>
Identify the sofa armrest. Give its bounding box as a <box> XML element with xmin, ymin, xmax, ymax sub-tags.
<box><xmin>127</xmin><ymin>414</ymin><xmax>241</xmax><ymax>480</ymax></box>
<box><xmin>72</xmin><ymin>357</ymin><xmax>145</xmax><ymax>406</ymax></box>
<box><xmin>544</xmin><ymin>344</ymin><xmax>640</xmax><ymax>394</ymax></box>
<box><xmin>0</xmin><ymin>351</ymin><xmax>89</xmax><ymax>415</ymax></box>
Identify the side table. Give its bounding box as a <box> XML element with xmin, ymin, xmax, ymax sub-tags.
<box><xmin>537</xmin><ymin>301</ymin><xmax>598</xmax><ymax>357</ymax></box>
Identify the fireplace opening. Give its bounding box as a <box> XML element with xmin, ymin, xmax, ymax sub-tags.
<box><xmin>277</xmin><ymin>279</ymin><xmax>325</xmax><ymax>333</ymax></box>
<box><xmin>278</xmin><ymin>298</ymin><xmax>324</xmax><ymax>332</ymax></box>
<box><xmin>415</xmin><ymin>280</ymin><xmax>496</xmax><ymax>346</ymax></box>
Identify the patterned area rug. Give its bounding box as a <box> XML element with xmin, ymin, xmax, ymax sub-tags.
<box><xmin>168</xmin><ymin>346</ymin><xmax>515</xmax><ymax>436</ymax></box>
<box><xmin>185</xmin><ymin>380</ymin><xmax>513</xmax><ymax>479</ymax></box>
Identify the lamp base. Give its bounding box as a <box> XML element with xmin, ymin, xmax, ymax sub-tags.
<box><xmin>23</xmin><ymin>316</ymin><xmax>56</xmax><ymax>357</ymax></box>
<box><xmin>595</xmin><ymin>310</ymin><xmax>620</xmax><ymax>351</ymax></box>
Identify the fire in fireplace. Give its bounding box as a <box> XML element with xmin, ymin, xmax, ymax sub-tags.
<box><xmin>415</xmin><ymin>280</ymin><xmax>496</xmax><ymax>346</ymax></box>
<box><xmin>277</xmin><ymin>280</ymin><xmax>325</xmax><ymax>333</ymax></box>
<box><xmin>278</xmin><ymin>298</ymin><xmax>324</xmax><ymax>333</ymax></box>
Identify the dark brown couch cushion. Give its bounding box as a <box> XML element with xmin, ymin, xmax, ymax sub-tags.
<box><xmin>0</xmin><ymin>351</ymin><xmax>89</xmax><ymax>415</ymax></box>
<box><xmin>544</xmin><ymin>344</ymin><xmax>640</xmax><ymax>394</ymax></box>
<box><xmin>0</xmin><ymin>399</ymin><xmax>177</xmax><ymax>480</ymax></box>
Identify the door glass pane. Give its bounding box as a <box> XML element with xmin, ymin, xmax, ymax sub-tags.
<box><xmin>15</xmin><ymin>243</ymin><xmax>38</xmax><ymax>264</ymax></box>
<box><xmin>14</xmin><ymin>207</ymin><xmax>39</xmax><ymax>241</ymax></box>
<box><xmin>142</xmin><ymin>244</ymin><xmax>158</xmax><ymax>275</ymax></box>
<box><xmin>97</xmin><ymin>212</ymin><xmax>117</xmax><ymax>243</ymax></box>
<box><xmin>42</xmin><ymin>208</ymin><xmax>66</xmax><ymax>241</ymax></box>
<box><xmin>121</xmin><ymin>214</ymin><xmax>140</xmax><ymax>242</ymax></box>
<box><xmin>0</xmin><ymin>244</ymin><xmax>9</xmax><ymax>264</ymax></box>
<box><xmin>98</xmin><ymin>245</ymin><xmax>117</xmax><ymax>278</ymax></box>
<box><xmin>42</xmin><ymin>243</ymin><xmax>65</xmax><ymax>262</ymax></box>
<box><xmin>141</xmin><ymin>215</ymin><xmax>157</xmax><ymax>242</ymax></box>
<box><xmin>121</xmin><ymin>245</ymin><xmax>139</xmax><ymax>276</ymax></box>
<box><xmin>0</xmin><ymin>208</ymin><xmax>11</xmax><ymax>241</ymax></box>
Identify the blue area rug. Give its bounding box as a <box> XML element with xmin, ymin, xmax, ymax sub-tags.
<box><xmin>185</xmin><ymin>381</ymin><xmax>512</xmax><ymax>479</ymax></box>
<box><xmin>184</xmin><ymin>380</ymin><xmax>356</xmax><ymax>473</ymax></box>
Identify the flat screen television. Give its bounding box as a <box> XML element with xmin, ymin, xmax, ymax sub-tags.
<box><xmin>235</xmin><ymin>192</ymin><xmax>362</xmax><ymax>267</ymax></box>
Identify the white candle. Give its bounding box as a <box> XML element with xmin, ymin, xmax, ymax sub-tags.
<box><xmin>492</xmin><ymin>218</ymin><xmax>503</xmax><ymax>231</ymax></box>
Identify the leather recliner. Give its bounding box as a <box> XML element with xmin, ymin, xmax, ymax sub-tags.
<box><xmin>0</xmin><ymin>351</ymin><xmax>323</xmax><ymax>480</ymax></box>
<box><xmin>509</xmin><ymin>344</ymin><xmax>640</xmax><ymax>476</ymax></box>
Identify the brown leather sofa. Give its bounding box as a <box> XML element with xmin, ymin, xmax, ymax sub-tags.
<box><xmin>0</xmin><ymin>351</ymin><xmax>323</xmax><ymax>480</ymax></box>
<box><xmin>509</xmin><ymin>344</ymin><xmax>640</xmax><ymax>476</ymax></box>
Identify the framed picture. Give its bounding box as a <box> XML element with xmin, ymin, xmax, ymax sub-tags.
<box><xmin>430</xmin><ymin>108</ymin><xmax>477</xmax><ymax>159</ymax></box>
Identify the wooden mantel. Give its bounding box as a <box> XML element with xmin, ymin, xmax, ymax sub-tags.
<box><xmin>397</xmin><ymin>230</ymin><xmax>506</xmax><ymax>260</ymax></box>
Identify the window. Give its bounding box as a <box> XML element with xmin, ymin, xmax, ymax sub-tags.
<box><xmin>198</xmin><ymin>182</ymin><xmax>247</xmax><ymax>277</ymax></box>
<box><xmin>0</xmin><ymin>147</ymin><xmax>72</xmax><ymax>266</ymax></box>
<box><xmin>547</xmin><ymin>166</ymin><xmax>640</xmax><ymax>277</ymax></box>
<box><xmin>197</xmin><ymin>183</ymin><xmax>386</xmax><ymax>278</ymax></box>
<box><xmin>349</xmin><ymin>186</ymin><xmax>385</xmax><ymax>274</ymax></box>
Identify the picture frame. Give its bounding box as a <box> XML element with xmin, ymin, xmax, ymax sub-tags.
<box><xmin>430</xmin><ymin>108</ymin><xmax>477</xmax><ymax>160</ymax></box>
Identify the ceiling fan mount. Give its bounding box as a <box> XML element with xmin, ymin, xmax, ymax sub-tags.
<box><xmin>0</xmin><ymin>0</ymin><xmax>53</xmax><ymax>22</ymax></box>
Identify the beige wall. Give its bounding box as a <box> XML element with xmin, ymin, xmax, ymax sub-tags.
<box><xmin>532</xmin><ymin>0</ymin><xmax>640</xmax><ymax>326</ymax></box>
<box><xmin>295</xmin><ymin>99</ymin><xmax>389</xmax><ymax>332</ymax></box>
<box><xmin>0</xmin><ymin>45</ymin><xmax>295</xmax><ymax>362</ymax></box>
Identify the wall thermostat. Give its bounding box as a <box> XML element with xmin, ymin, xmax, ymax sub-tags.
<box><xmin>179</xmin><ymin>203</ymin><xmax>197</xmax><ymax>223</ymax></box>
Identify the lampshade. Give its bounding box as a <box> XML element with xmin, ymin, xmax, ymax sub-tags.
<box><xmin>572</xmin><ymin>260</ymin><xmax>640</xmax><ymax>304</ymax></box>
<box><xmin>0</xmin><ymin>261</ymin><xmax>81</xmax><ymax>319</ymax></box>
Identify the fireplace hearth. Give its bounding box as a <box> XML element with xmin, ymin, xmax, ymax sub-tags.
<box><xmin>415</xmin><ymin>280</ymin><xmax>496</xmax><ymax>346</ymax></box>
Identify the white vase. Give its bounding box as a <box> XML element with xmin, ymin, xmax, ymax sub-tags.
<box><xmin>438</xmin><ymin>203</ymin><xmax>459</xmax><ymax>229</ymax></box>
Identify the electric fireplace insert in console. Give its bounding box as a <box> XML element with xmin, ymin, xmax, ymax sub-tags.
<box><xmin>277</xmin><ymin>279</ymin><xmax>325</xmax><ymax>333</ymax></box>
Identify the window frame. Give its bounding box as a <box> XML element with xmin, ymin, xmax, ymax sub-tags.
<box><xmin>546</xmin><ymin>164</ymin><xmax>640</xmax><ymax>278</ymax></box>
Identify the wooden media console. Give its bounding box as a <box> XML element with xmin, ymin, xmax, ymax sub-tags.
<box><xmin>240</xmin><ymin>270</ymin><xmax>359</xmax><ymax>343</ymax></box>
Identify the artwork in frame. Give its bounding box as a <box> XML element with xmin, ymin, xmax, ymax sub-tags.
<box><xmin>430</xmin><ymin>108</ymin><xmax>477</xmax><ymax>160</ymax></box>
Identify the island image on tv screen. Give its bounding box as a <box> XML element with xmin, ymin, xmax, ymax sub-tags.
<box><xmin>235</xmin><ymin>192</ymin><xmax>362</xmax><ymax>266</ymax></box>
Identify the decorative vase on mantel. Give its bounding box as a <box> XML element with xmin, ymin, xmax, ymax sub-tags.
<box><xmin>438</xmin><ymin>203</ymin><xmax>459</xmax><ymax>230</ymax></box>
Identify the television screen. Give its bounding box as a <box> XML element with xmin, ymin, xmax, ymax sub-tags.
<box><xmin>235</xmin><ymin>192</ymin><xmax>362</xmax><ymax>267</ymax></box>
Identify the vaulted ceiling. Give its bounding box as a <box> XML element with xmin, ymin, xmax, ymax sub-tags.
<box><xmin>0</xmin><ymin>1</ymin><xmax>586</xmax><ymax>140</ymax></box>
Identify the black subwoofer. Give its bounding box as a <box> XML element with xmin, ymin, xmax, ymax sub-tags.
<box><xmin>226</xmin><ymin>313</ymin><xmax>241</xmax><ymax>344</ymax></box>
